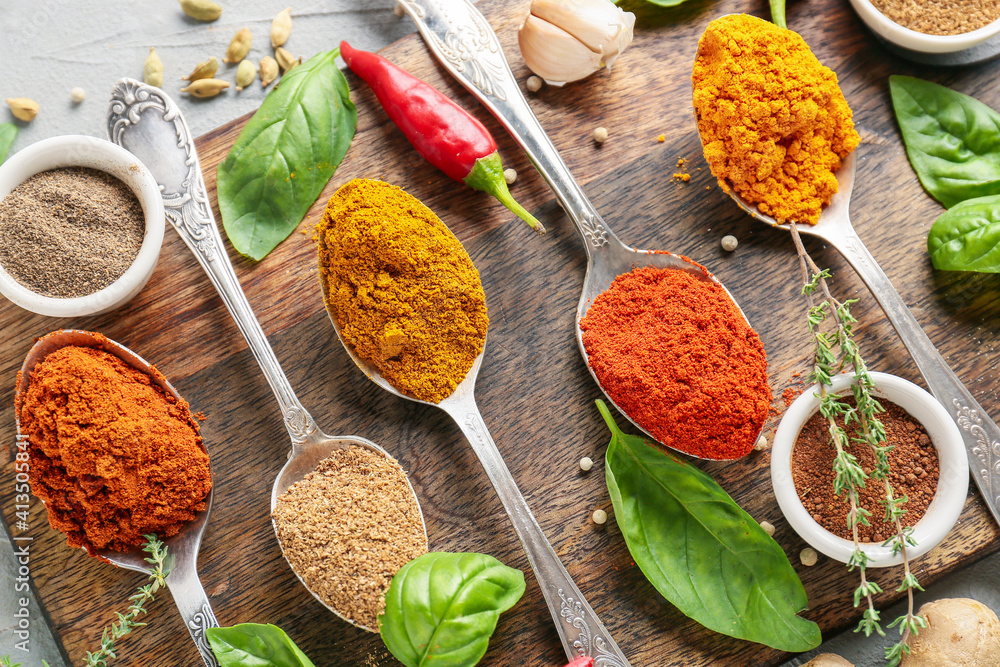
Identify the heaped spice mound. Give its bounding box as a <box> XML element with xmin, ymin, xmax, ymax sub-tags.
<box><xmin>692</xmin><ymin>14</ymin><xmax>860</xmax><ymax>224</ymax></box>
<box><xmin>580</xmin><ymin>265</ymin><xmax>771</xmax><ymax>460</ymax></box>
<box><xmin>272</xmin><ymin>446</ymin><xmax>428</xmax><ymax>630</ymax></box>
<box><xmin>316</xmin><ymin>178</ymin><xmax>488</xmax><ymax>403</ymax></box>
<box><xmin>18</xmin><ymin>345</ymin><xmax>212</xmax><ymax>556</ymax></box>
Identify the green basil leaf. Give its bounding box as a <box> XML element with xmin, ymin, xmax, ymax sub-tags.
<box><xmin>0</xmin><ymin>123</ymin><xmax>17</xmax><ymax>164</ymax></box>
<box><xmin>890</xmin><ymin>75</ymin><xmax>1000</xmax><ymax>209</ymax></box>
<box><xmin>217</xmin><ymin>48</ymin><xmax>357</xmax><ymax>261</ymax></box>
<box><xmin>927</xmin><ymin>194</ymin><xmax>1000</xmax><ymax>272</ymax></box>
<box><xmin>379</xmin><ymin>552</ymin><xmax>526</xmax><ymax>667</ymax></box>
<box><xmin>598</xmin><ymin>400</ymin><xmax>821</xmax><ymax>652</ymax></box>
<box><xmin>205</xmin><ymin>624</ymin><xmax>316</xmax><ymax>667</ymax></box>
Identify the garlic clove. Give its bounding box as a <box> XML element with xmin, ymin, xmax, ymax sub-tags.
<box><xmin>529</xmin><ymin>0</ymin><xmax>634</xmax><ymax>67</ymax></box>
<box><xmin>518</xmin><ymin>13</ymin><xmax>604</xmax><ymax>86</ymax></box>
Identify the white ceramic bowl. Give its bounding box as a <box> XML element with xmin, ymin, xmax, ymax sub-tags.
<box><xmin>0</xmin><ymin>135</ymin><xmax>165</xmax><ymax>317</ymax></box>
<box><xmin>771</xmin><ymin>372</ymin><xmax>968</xmax><ymax>567</ymax></box>
<box><xmin>850</xmin><ymin>0</ymin><xmax>1000</xmax><ymax>54</ymax></box>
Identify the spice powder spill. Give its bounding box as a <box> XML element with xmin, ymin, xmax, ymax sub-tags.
<box><xmin>791</xmin><ymin>397</ymin><xmax>940</xmax><ymax>542</ymax></box>
<box><xmin>18</xmin><ymin>344</ymin><xmax>212</xmax><ymax>556</ymax></box>
<box><xmin>316</xmin><ymin>178</ymin><xmax>488</xmax><ymax>403</ymax></box>
<box><xmin>692</xmin><ymin>14</ymin><xmax>860</xmax><ymax>225</ymax></box>
<box><xmin>272</xmin><ymin>446</ymin><xmax>427</xmax><ymax>630</ymax></box>
<box><xmin>0</xmin><ymin>167</ymin><xmax>145</xmax><ymax>297</ymax></box>
<box><xmin>580</xmin><ymin>264</ymin><xmax>771</xmax><ymax>460</ymax></box>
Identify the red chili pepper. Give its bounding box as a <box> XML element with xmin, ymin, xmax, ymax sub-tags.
<box><xmin>340</xmin><ymin>40</ymin><xmax>544</xmax><ymax>234</ymax></box>
<box><xmin>563</xmin><ymin>657</ymin><xmax>594</xmax><ymax>667</ymax></box>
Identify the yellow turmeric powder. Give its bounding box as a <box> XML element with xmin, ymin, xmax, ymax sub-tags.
<box><xmin>692</xmin><ymin>14</ymin><xmax>860</xmax><ymax>224</ymax></box>
<box><xmin>316</xmin><ymin>179</ymin><xmax>488</xmax><ymax>403</ymax></box>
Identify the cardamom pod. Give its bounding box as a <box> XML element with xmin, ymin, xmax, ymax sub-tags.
<box><xmin>144</xmin><ymin>47</ymin><xmax>164</xmax><ymax>88</ymax></box>
<box><xmin>235</xmin><ymin>60</ymin><xmax>257</xmax><ymax>91</ymax></box>
<box><xmin>275</xmin><ymin>46</ymin><xmax>301</xmax><ymax>73</ymax></box>
<box><xmin>182</xmin><ymin>56</ymin><xmax>219</xmax><ymax>81</ymax></box>
<box><xmin>224</xmin><ymin>27</ymin><xmax>252</xmax><ymax>64</ymax></box>
<box><xmin>259</xmin><ymin>55</ymin><xmax>279</xmax><ymax>88</ymax></box>
<box><xmin>179</xmin><ymin>0</ymin><xmax>222</xmax><ymax>21</ymax></box>
<box><xmin>6</xmin><ymin>98</ymin><xmax>39</xmax><ymax>122</ymax></box>
<box><xmin>180</xmin><ymin>78</ymin><xmax>230</xmax><ymax>98</ymax></box>
<box><xmin>271</xmin><ymin>7</ymin><xmax>292</xmax><ymax>48</ymax></box>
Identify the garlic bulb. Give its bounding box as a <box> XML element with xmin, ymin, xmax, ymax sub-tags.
<box><xmin>518</xmin><ymin>0</ymin><xmax>635</xmax><ymax>86</ymax></box>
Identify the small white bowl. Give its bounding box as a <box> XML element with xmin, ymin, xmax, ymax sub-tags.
<box><xmin>0</xmin><ymin>135</ymin><xmax>165</xmax><ymax>317</ymax></box>
<box><xmin>849</xmin><ymin>0</ymin><xmax>1000</xmax><ymax>54</ymax></box>
<box><xmin>771</xmin><ymin>372</ymin><xmax>968</xmax><ymax>567</ymax></box>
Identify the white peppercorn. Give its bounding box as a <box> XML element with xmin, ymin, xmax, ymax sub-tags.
<box><xmin>592</xmin><ymin>509</ymin><xmax>608</xmax><ymax>525</ymax></box>
<box><xmin>721</xmin><ymin>235</ymin><xmax>738</xmax><ymax>252</ymax></box>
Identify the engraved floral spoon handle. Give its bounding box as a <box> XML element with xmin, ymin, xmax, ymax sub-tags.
<box><xmin>443</xmin><ymin>396</ymin><xmax>631</xmax><ymax>667</ymax></box>
<box><xmin>165</xmin><ymin>550</ymin><xmax>220</xmax><ymax>667</ymax></box>
<box><xmin>107</xmin><ymin>79</ymin><xmax>319</xmax><ymax>450</ymax></box>
<box><xmin>396</xmin><ymin>0</ymin><xmax>622</xmax><ymax>262</ymax></box>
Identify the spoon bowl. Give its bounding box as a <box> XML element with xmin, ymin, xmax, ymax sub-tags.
<box><xmin>107</xmin><ymin>79</ymin><xmax>427</xmax><ymax>632</ymax></box>
<box><xmin>15</xmin><ymin>329</ymin><xmax>220</xmax><ymax>666</ymax></box>
<box><xmin>402</xmin><ymin>0</ymin><xmax>765</xmax><ymax>464</ymax></box>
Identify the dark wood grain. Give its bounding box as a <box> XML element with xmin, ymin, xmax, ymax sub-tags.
<box><xmin>4</xmin><ymin>0</ymin><xmax>1000</xmax><ymax>665</ymax></box>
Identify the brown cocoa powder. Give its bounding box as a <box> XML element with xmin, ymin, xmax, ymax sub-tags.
<box><xmin>791</xmin><ymin>397</ymin><xmax>939</xmax><ymax>543</ymax></box>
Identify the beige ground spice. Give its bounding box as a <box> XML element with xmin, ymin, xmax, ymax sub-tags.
<box><xmin>871</xmin><ymin>0</ymin><xmax>1000</xmax><ymax>36</ymax></box>
<box><xmin>271</xmin><ymin>446</ymin><xmax>427</xmax><ymax>630</ymax></box>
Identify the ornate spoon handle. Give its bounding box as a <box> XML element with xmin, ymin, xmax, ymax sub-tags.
<box><xmin>107</xmin><ymin>80</ymin><xmax>319</xmax><ymax>449</ymax></box>
<box><xmin>822</xmin><ymin>222</ymin><xmax>1000</xmax><ymax>524</ymax></box>
<box><xmin>396</xmin><ymin>0</ymin><xmax>620</xmax><ymax>261</ymax></box>
<box><xmin>166</xmin><ymin>557</ymin><xmax>220</xmax><ymax>667</ymax></box>
<box><xmin>444</xmin><ymin>398</ymin><xmax>631</xmax><ymax>667</ymax></box>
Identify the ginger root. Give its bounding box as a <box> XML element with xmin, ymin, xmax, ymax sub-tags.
<box><xmin>901</xmin><ymin>598</ymin><xmax>1000</xmax><ymax>667</ymax></box>
<box><xmin>803</xmin><ymin>654</ymin><xmax>854</xmax><ymax>666</ymax></box>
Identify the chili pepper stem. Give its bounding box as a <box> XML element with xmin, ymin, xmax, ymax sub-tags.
<box><xmin>465</xmin><ymin>152</ymin><xmax>546</xmax><ymax>234</ymax></box>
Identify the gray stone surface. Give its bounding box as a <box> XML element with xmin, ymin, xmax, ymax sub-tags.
<box><xmin>0</xmin><ymin>0</ymin><xmax>416</xmax><ymax>148</ymax></box>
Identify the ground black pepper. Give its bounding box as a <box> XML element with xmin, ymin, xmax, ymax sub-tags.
<box><xmin>0</xmin><ymin>167</ymin><xmax>145</xmax><ymax>298</ymax></box>
<box><xmin>791</xmin><ymin>397</ymin><xmax>939</xmax><ymax>543</ymax></box>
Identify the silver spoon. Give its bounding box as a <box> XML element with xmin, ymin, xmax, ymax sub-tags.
<box><xmin>106</xmin><ymin>80</ymin><xmax>427</xmax><ymax>632</ymax></box>
<box><xmin>323</xmin><ymin>275</ymin><xmax>631</xmax><ymax>667</ymax></box>
<box><xmin>399</xmin><ymin>0</ymin><xmax>765</xmax><ymax>461</ymax></box>
<box><xmin>15</xmin><ymin>329</ymin><xmax>220</xmax><ymax>667</ymax></box>
<box><xmin>721</xmin><ymin>146</ymin><xmax>1000</xmax><ymax>525</ymax></box>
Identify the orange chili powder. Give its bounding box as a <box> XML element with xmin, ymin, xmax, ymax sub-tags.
<box><xmin>18</xmin><ymin>344</ymin><xmax>212</xmax><ymax>556</ymax></box>
<box><xmin>580</xmin><ymin>264</ymin><xmax>771</xmax><ymax>460</ymax></box>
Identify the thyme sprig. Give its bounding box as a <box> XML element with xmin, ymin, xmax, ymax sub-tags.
<box><xmin>789</xmin><ymin>224</ymin><xmax>925</xmax><ymax>666</ymax></box>
<box><xmin>84</xmin><ymin>534</ymin><xmax>171</xmax><ymax>667</ymax></box>
<box><xmin>0</xmin><ymin>656</ymin><xmax>49</xmax><ymax>667</ymax></box>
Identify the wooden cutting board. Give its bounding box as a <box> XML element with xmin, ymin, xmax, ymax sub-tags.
<box><xmin>4</xmin><ymin>0</ymin><xmax>1000</xmax><ymax>665</ymax></box>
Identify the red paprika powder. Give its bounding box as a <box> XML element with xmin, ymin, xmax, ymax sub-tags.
<box><xmin>580</xmin><ymin>264</ymin><xmax>771</xmax><ymax>460</ymax></box>
<box><xmin>18</xmin><ymin>344</ymin><xmax>212</xmax><ymax>556</ymax></box>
